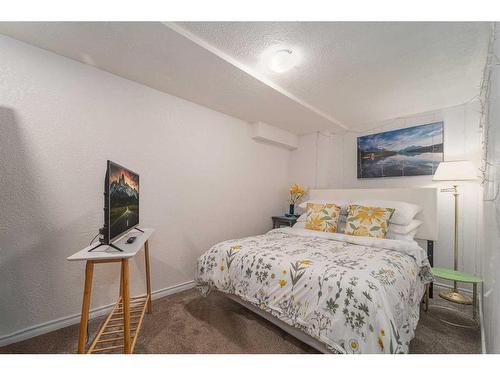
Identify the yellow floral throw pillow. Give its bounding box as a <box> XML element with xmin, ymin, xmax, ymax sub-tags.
<box><xmin>304</xmin><ymin>203</ymin><xmax>341</xmax><ymax>233</ymax></box>
<box><xmin>344</xmin><ymin>204</ymin><xmax>395</xmax><ymax>238</ymax></box>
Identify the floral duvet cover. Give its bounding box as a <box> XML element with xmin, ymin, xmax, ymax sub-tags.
<box><xmin>196</xmin><ymin>227</ymin><xmax>432</xmax><ymax>354</ymax></box>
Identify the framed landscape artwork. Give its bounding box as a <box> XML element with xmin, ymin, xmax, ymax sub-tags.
<box><xmin>357</xmin><ymin>122</ymin><xmax>444</xmax><ymax>178</ymax></box>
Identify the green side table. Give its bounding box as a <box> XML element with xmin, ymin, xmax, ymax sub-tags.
<box><xmin>425</xmin><ymin>267</ymin><xmax>482</xmax><ymax>325</ymax></box>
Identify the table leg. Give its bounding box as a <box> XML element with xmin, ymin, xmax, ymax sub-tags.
<box><xmin>78</xmin><ymin>261</ymin><xmax>94</xmax><ymax>353</ymax></box>
<box><xmin>119</xmin><ymin>263</ymin><xmax>123</xmax><ymax>297</ymax></box>
<box><xmin>144</xmin><ymin>240</ymin><xmax>152</xmax><ymax>314</ymax></box>
<box><xmin>121</xmin><ymin>259</ymin><xmax>131</xmax><ymax>354</ymax></box>
<box><xmin>473</xmin><ymin>283</ymin><xmax>477</xmax><ymax>321</ymax></box>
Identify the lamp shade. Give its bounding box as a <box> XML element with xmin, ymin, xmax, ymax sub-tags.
<box><xmin>432</xmin><ymin>160</ymin><xmax>477</xmax><ymax>181</ymax></box>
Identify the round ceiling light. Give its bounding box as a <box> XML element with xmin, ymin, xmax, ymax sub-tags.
<box><xmin>266</xmin><ymin>49</ymin><xmax>300</xmax><ymax>73</ymax></box>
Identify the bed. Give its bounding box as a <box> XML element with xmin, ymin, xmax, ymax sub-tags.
<box><xmin>195</xmin><ymin>188</ymin><xmax>437</xmax><ymax>354</ymax></box>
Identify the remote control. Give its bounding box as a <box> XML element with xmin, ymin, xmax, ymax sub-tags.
<box><xmin>126</xmin><ymin>236</ymin><xmax>137</xmax><ymax>244</ymax></box>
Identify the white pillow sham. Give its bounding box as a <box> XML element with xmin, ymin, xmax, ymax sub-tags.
<box><xmin>386</xmin><ymin>229</ymin><xmax>418</xmax><ymax>241</ymax></box>
<box><xmin>388</xmin><ymin>219</ymin><xmax>422</xmax><ymax>234</ymax></box>
<box><xmin>293</xmin><ymin>220</ymin><xmax>306</xmax><ymax>228</ymax></box>
<box><xmin>348</xmin><ymin>199</ymin><xmax>421</xmax><ymax>226</ymax></box>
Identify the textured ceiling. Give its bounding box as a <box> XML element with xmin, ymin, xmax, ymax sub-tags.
<box><xmin>0</xmin><ymin>22</ymin><xmax>341</xmax><ymax>134</ymax></box>
<box><xmin>178</xmin><ymin>22</ymin><xmax>491</xmax><ymax>129</ymax></box>
<box><xmin>0</xmin><ymin>22</ymin><xmax>491</xmax><ymax>134</ymax></box>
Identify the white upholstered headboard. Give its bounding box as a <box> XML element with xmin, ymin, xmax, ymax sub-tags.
<box><xmin>308</xmin><ymin>188</ymin><xmax>438</xmax><ymax>241</ymax></box>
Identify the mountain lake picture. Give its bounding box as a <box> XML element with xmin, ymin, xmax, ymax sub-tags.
<box><xmin>109</xmin><ymin>164</ymin><xmax>139</xmax><ymax>238</ymax></box>
<box><xmin>357</xmin><ymin>122</ymin><xmax>444</xmax><ymax>178</ymax></box>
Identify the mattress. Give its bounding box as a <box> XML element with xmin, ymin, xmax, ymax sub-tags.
<box><xmin>196</xmin><ymin>226</ymin><xmax>432</xmax><ymax>354</ymax></box>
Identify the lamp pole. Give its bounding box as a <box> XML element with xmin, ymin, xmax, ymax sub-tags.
<box><xmin>453</xmin><ymin>185</ymin><xmax>458</xmax><ymax>290</ymax></box>
<box><xmin>438</xmin><ymin>184</ymin><xmax>472</xmax><ymax>304</ymax></box>
<box><xmin>433</xmin><ymin>160</ymin><xmax>477</xmax><ymax>305</ymax></box>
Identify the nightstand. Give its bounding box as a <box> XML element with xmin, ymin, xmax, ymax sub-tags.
<box><xmin>272</xmin><ymin>215</ymin><xmax>299</xmax><ymax>229</ymax></box>
<box><xmin>424</xmin><ymin>266</ymin><xmax>482</xmax><ymax>327</ymax></box>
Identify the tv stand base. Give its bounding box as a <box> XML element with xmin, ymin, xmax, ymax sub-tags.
<box><xmin>88</xmin><ymin>242</ymin><xmax>124</xmax><ymax>252</ymax></box>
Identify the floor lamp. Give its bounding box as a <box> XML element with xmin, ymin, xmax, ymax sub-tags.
<box><xmin>432</xmin><ymin>160</ymin><xmax>477</xmax><ymax>304</ymax></box>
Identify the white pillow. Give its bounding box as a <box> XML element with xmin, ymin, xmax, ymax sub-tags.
<box><xmin>386</xmin><ymin>229</ymin><xmax>418</xmax><ymax>242</ymax></box>
<box><xmin>349</xmin><ymin>199</ymin><xmax>421</xmax><ymax>226</ymax></box>
<box><xmin>298</xmin><ymin>200</ymin><xmax>349</xmax><ymax>215</ymax></box>
<box><xmin>388</xmin><ymin>220</ymin><xmax>422</xmax><ymax>235</ymax></box>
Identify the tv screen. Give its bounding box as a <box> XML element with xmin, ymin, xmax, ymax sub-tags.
<box><xmin>107</xmin><ymin>161</ymin><xmax>139</xmax><ymax>241</ymax></box>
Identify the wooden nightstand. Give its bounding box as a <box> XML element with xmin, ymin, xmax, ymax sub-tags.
<box><xmin>272</xmin><ymin>215</ymin><xmax>299</xmax><ymax>228</ymax></box>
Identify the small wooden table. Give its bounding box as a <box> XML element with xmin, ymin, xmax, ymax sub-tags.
<box><xmin>272</xmin><ymin>215</ymin><xmax>299</xmax><ymax>228</ymax></box>
<box><xmin>67</xmin><ymin>228</ymin><xmax>154</xmax><ymax>354</ymax></box>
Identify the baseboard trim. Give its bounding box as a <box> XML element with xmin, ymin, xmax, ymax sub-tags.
<box><xmin>150</xmin><ymin>280</ymin><xmax>196</xmax><ymax>301</ymax></box>
<box><xmin>0</xmin><ymin>280</ymin><xmax>195</xmax><ymax>348</ymax></box>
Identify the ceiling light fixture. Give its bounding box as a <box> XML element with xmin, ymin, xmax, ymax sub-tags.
<box><xmin>266</xmin><ymin>49</ymin><xmax>300</xmax><ymax>73</ymax></box>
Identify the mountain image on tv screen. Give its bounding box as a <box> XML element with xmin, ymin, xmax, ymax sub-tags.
<box><xmin>108</xmin><ymin>162</ymin><xmax>139</xmax><ymax>240</ymax></box>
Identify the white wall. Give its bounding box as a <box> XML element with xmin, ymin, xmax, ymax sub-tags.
<box><xmin>290</xmin><ymin>103</ymin><xmax>483</xmax><ymax>286</ymax></box>
<box><xmin>0</xmin><ymin>36</ymin><xmax>291</xmax><ymax>342</ymax></box>
<box><xmin>481</xmin><ymin>23</ymin><xmax>500</xmax><ymax>354</ymax></box>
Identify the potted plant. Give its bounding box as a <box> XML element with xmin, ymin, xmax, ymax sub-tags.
<box><xmin>288</xmin><ymin>184</ymin><xmax>305</xmax><ymax>216</ymax></box>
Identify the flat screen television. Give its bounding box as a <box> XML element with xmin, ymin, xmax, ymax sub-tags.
<box><xmin>106</xmin><ymin>160</ymin><xmax>140</xmax><ymax>242</ymax></box>
<box><xmin>89</xmin><ymin>160</ymin><xmax>140</xmax><ymax>252</ymax></box>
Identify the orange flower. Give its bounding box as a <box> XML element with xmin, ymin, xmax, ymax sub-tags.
<box><xmin>305</xmin><ymin>214</ymin><xmax>323</xmax><ymax>231</ymax></box>
<box><xmin>278</xmin><ymin>279</ymin><xmax>287</xmax><ymax>287</ymax></box>
<box><xmin>356</xmin><ymin>206</ymin><xmax>387</xmax><ymax>225</ymax></box>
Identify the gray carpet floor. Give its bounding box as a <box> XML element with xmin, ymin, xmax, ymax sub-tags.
<box><xmin>0</xmin><ymin>287</ymin><xmax>481</xmax><ymax>354</ymax></box>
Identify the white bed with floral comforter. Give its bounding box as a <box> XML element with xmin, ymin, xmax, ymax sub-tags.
<box><xmin>196</xmin><ymin>226</ymin><xmax>433</xmax><ymax>354</ymax></box>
